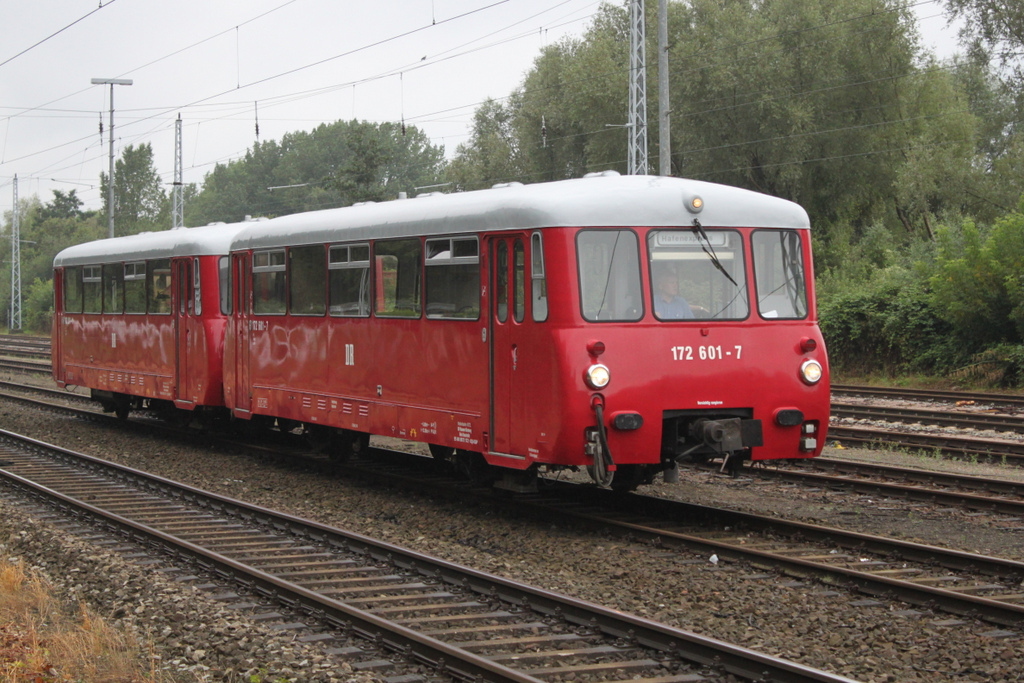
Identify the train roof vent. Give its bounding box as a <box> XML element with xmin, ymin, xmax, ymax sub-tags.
<box><xmin>206</xmin><ymin>221</ymin><xmax>227</xmax><ymax>226</ymax></box>
<box><xmin>243</xmin><ymin>215</ymin><xmax>268</xmax><ymax>222</ymax></box>
<box><xmin>583</xmin><ymin>170</ymin><xmax>621</xmax><ymax>178</ymax></box>
<box><xmin>491</xmin><ymin>181</ymin><xmax>524</xmax><ymax>189</ymax></box>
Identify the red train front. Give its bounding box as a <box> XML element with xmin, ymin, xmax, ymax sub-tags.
<box><xmin>223</xmin><ymin>173</ymin><xmax>829</xmax><ymax>491</ymax></box>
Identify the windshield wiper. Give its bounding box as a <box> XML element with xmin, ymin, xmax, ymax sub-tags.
<box><xmin>691</xmin><ymin>219</ymin><xmax>738</xmax><ymax>287</ymax></box>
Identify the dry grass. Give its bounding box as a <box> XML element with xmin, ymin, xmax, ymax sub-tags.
<box><xmin>0</xmin><ymin>558</ymin><xmax>170</xmax><ymax>682</ymax></box>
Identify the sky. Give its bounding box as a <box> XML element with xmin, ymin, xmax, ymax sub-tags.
<box><xmin>0</xmin><ymin>0</ymin><xmax>962</xmax><ymax>219</ymax></box>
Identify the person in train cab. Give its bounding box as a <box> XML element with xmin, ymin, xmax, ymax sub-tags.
<box><xmin>653</xmin><ymin>267</ymin><xmax>694</xmax><ymax>319</ymax></box>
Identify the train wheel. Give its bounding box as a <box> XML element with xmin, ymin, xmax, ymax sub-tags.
<box><xmin>428</xmin><ymin>444</ymin><xmax>455</xmax><ymax>462</ymax></box>
<box><xmin>114</xmin><ymin>399</ymin><xmax>131</xmax><ymax>421</ymax></box>
<box><xmin>453</xmin><ymin>450</ymin><xmax>495</xmax><ymax>486</ymax></box>
<box><xmin>329</xmin><ymin>429</ymin><xmax>370</xmax><ymax>462</ymax></box>
<box><xmin>305</xmin><ymin>424</ymin><xmax>332</xmax><ymax>453</ymax></box>
<box><xmin>609</xmin><ymin>464</ymin><xmax>650</xmax><ymax>493</ymax></box>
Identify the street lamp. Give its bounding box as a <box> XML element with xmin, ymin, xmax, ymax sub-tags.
<box><xmin>91</xmin><ymin>78</ymin><xmax>133</xmax><ymax>239</ymax></box>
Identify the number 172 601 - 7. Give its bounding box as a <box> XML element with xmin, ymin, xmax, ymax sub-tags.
<box><xmin>671</xmin><ymin>345</ymin><xmax>742</xmax><ymax>361</ymax></box>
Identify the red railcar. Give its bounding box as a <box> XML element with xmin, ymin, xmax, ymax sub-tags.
<box><xmin>52</xmin><ymin>222</ymin><xmax>251</xmax><ymax>420</ymax></box>
<box><xmin>224</xmin><ymin>173</ymin><xmax>829</xmax><ymax>490</ymax></box>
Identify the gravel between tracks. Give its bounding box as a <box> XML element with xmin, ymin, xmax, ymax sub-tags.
<box><xmin>0</xmin><ymin>387</ymin><xmax>1022</xmax><ymax>682</ymax></box>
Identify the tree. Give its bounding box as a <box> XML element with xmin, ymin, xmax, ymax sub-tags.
<box><xmin>100</xmin><ymin>143</ymin><xmax>167</xmax><ymax>236</ymax></box>
<box><xmin>187</xmin><ymin>120</ymin><xmax>446</xmax><ymax>225</ymax></box>
<box><xmin>37</xmin><ymin>189</ymin><xmax>84</xmax><ymax>222</ymax></box>
<box><xmin>451</xmin><ymin>0</ymin><xmax>987</xmax><ymax>239</ymax></box>
<box><xmin>943</xmin><ymin>0</ymin><xmax>1024</xmax><ymax>74</ymax></box>
<box><xmin>446</xmin><ymin>99</ymin><xmax>527</xmax><ymax>190</ymax></box>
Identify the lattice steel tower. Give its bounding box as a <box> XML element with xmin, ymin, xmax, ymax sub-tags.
<box><xmin>628</xmin><ymin>0</ymin><xmax>648</xmax><ymax>175</ymax></box>
<box><xmin>172</xmin><ymin>114</ymin><xmax>184</xmax><ymax>228</ymax></box>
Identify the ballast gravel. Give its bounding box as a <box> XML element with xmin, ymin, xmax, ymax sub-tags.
<box><xmin>0</xmin><ymin>392</ymin><xmax>1022</xmax><ymax>683</ymax></box>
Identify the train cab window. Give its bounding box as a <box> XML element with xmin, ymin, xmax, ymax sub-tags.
<box><xmin>219</xmin><ymin>257</ymin><xmax>232</xmax><ymax>315</ymax></box>
<box><xmin>425</xmin><ymin>237</ymin><xmax>480</xmax><ymax>319</ymax></box>
<box><xmin>253</xmin><ymin>249</ymin><xmax>287</xmax><ymax>315</ymax></box>
<box><xmin>83</xmin><ymin>266</ymin><xmax>102</xmax><ymax>313</ymax></box>
<box><xmin>577</xmin><ymin>230</ymin><xmax>643</xmax><ymax>322</ymax></box>
<box><xmin>288</xmin><ymin>245</ymin><xmax>326</xmax><ymax>316</ymax></box>
<box><xmin>513</xmin><ymin>240</ymin><xmax>525</xmax><ymax>322</ymax></box>
<box><xmin>124</xmin><ymin>262</ymin><xmax>146</xmax><ymax>314</ymax></box>
<box><xmin>531</xmin><ymin>232</ymin><xmax>548</xmax><ymax>322</ymax></box>
<box><xmin>102</xmin><ymin>264</ymin><xmax>123</xmax><ymax>314</ymax></box>
<box><xmin>64</xmin><ymin>266</ymin><xmax>83</xmax><ymax>314</ymax></box>
<box><xmin>147</xmin><ymin>259</ymin><xmax>172</xmax><ymax>314</ymax></box>
<box><xmin>374</xmin><ymin>239</ymin><xmax>421</xmax><ymax>318</ymax></box>
<box><xmin>193</xmin><ymin>258</ymin><xmax>202</xmax><ymax>316</ymax></box>
<box><xmin>329</xmin><ymin>244</ymin><xmax>370</xmax><ymax>317</ymax></box>
<box><xmin>648</xmin><ymin>229</ymin><xmax>749</xmax><ymax>321</ymax></box>
<box><xmin>752</xmin><ymin>230</ymin><xmax>808</xmax><ymax>319</ymax></box>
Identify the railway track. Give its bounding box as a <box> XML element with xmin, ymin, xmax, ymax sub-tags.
<box><xmin>3</xmin><ymin>382</ymin><xmax>1024</xmax><ymax>679</ymax></box>
<box><xmin>0</xmin><ymin>333</ymin><xmax>51</xmax><ymax>352</ymax></box>
<box><xmin>826</xmin><ymin>424</ymin><xmax>1024</xmax><ymax>465</ymax></box>
<box><xmin>748</xmin><ymin>456</ymin><xmax>1024</xmax><ymax>516</ymax></box>
<box><xmin>0</xmin><ymin>428</ymin><xmax>853</xmax><ymax>683</ymax></box>
<box><xmin>341</xmin><ymin>454</ymin><xmax>1024</xmax><ymax>629</ymax></box>
<box><xmin>0</xmin><ymin>357</ymin><xmax>52</xmax><ymax>375</ymax></box>
<box><xmin>831</xmin><ymin>402</ymin><xmax>1024</xmax><ymax>434</ymax></box>
<box><xmin>832</xmin><ymin>384</ymin><xmax>1024</xmax><ymax>410</ymax></box>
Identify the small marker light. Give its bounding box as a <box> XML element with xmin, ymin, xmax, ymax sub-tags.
<box><xmin>685</xmin><ymin>195</ymin><xmax>704</xmax><ymax>213</ymax></box>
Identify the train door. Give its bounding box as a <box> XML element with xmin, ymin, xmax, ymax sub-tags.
<box><xmin>488</xmin><ymin>235</ymin><xmax>529</xmax><ymax>456</ymax></box>
<box><xmin>234</xmin><ymin>252</ymin><xmax>252</xmax><ymax>415</ymax></box>
<box><xmin>52</xmin><ymin>269</ymin><xmax>65</xmax><ymax>382</ymax></box>
<box><xmin>174</xmin><ymin>258</ymin><xmax>193</xmax><ymax>405</ymax></box>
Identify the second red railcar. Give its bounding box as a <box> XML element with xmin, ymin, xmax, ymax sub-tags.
<box><xmin>52</xmin><ymin>222</ymin><xmax>252</xmax><ymax>420</ymax></box>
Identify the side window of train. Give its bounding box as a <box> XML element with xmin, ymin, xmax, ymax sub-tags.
<box><xmin>64</xmin><ymin>266</ymin><xmax>83</xmax><ymax>314</ymax></box>
<box><xmin>102</xmin><ymin>263</ymin><xmax>124</xmax><ymax>314</ymax></box>
<box><xmin>374</xmin><ymin>239</ymin><xmax>421</xmax><ymax>318</ymax></box>
<box><xmin>425</xmin><ymin>236</ymin><xmax>480</xmax><ymax>320</ymax></box>
<box><xmin>178</xmin><ymin>261</ymin><xmax>190</xmax><ymax>316</ymax></box>
<box><xmin>83</xmin><ymin>266</ymin><xmax>102</xmax><ymax>313</ymax></box>
<box><xmin>328</xmin><ymin>244</ymin><xmax>370</xmax><ymax>317</ymax></box>
<box><xmin>219</xmin><ymin>257</ymin><xmax>232</xmax><ymax>315</ymax></box>
<box><xmin>252</xmin><ymin>249</ymin><xmax>287</xmax><ymax>315</ymax></box>
<box><xmin>495</xmin><ymin>241</ymin><xmax>508</xmax><ymax>323</ymax></box>
<box><xmin>513</xmin><ymin>239</ymin><xmax>526</xmax><ymax>323</ymax></box>
<box><xmin>531</xmin><ymin>232</ymin><xmax>548</xmax><ymax>322</ymax></box>
<box><xmin>124</xmin><ymin>262</ymin><xmax>146</xmax><ymax>314</ymax></box>
<box><xmin>289</xmin><ymin>245</ymin><xmax>326</xmax><ymax>316</ymax></box>
<box><xmin>193</xmin><ymin>258</ymin><xmax>202</xmax><ymax>316</ymax></box>
<box><xmin>147</xmin><ymin>259</ymin><xmax>172</xmax><ymax>315</ymax></box>
<box><xmin>576</xmin><ymin>230</ymin><xmax>643</xmax><ymax>322</ymax></box>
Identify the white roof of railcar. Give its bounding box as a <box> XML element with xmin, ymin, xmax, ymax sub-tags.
<box><xmin>231</xmin><ymin>174</ymin><xmax>811</xmax><ymax>252</ymax></box>
<box><xmin>53</xmin><ymin>220</ymin><xmax>259</xmax><ymax>268</ymax></box>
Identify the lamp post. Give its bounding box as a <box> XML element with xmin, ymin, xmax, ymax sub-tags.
<box><xmin>91</xmin><ymin>78</ymin><xmax>133</xmax><ymax>239</ymax></box>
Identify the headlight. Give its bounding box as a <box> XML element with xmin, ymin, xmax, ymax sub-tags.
<box><xmin>585</xmin><ymin>364</ymin><xmax>611</xmax><ymax>389</ymax></box>
<box><xmin>800</xmin><ymin>359</ymin><xmax>823</xmax><ymax>385</ymax></box>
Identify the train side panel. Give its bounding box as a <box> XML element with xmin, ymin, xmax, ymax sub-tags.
<box><xmin>239</xmin><ymin>315</ymin><xmax>491</xmax><ymax>444</ymax></box>
<box><xmin>55</xmin><ymin>300</ymin><xmax>177</xmax><ymax>400</ymax></box>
